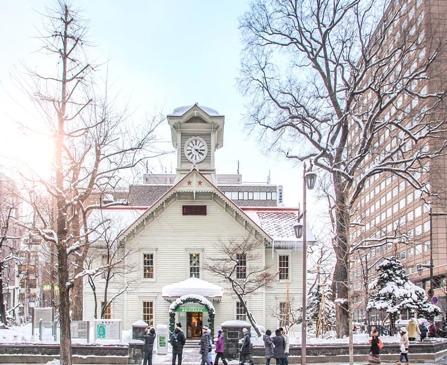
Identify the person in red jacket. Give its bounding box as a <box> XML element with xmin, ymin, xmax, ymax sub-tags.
<box><xmin>214</xmin><ymin>329</ymin><xmax>228</xmax><ymax>365</ymax></box>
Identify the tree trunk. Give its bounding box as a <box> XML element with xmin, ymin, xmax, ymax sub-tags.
<box><xmin>71</xmin><ymin>212</ymin><xmax>83</xmax><ymax>321</ymax></box>
<box><xmin>57</xmin><ymin>244</ymin><xmax>72</xmax><ymax>364</ymax></box>
<box><xmin>332</xmin><ymin>176</ymin><xmax>350</xmax><ymax>338</ymax></box>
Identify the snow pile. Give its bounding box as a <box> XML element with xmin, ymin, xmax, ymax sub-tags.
<box><xmin>162</xmin><ymin>277</ymin><xmax>223</xmax><ymax>298</ymax></box>
<box><xmin>45</xmin><ymin>360</ymin><xmax>60</xmax><ymax>365</ymax></box>
<box><xmin>169</xmin><ymin>294</ymin><xmax>215</xmax><ymax>314</ymax></box>
<box><xmin>0</xmin><ymin>323</ymin><xmax>33</xmax><ymax>343</ymax></box>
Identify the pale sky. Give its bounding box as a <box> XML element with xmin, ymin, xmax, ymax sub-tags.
<box><xmin>0</xmin><ymin>0</ymin><xmax>325</xmax><ymax>229</ymax></box>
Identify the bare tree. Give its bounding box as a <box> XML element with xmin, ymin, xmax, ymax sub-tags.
<box><xmin>203</xmin><ymin>236</ymin><xmax>277</xmax><ymax>336</ymax></box>
<box><xmin>0</xmin><ymin>176</ymin><xmax>22</xmax><ymax>326</ymax></box>
<box><xmin>24</xmin><ymin>3</ymin><xmax>160</xmax><ymax>363</ymax></box>
<box><xmin>83</xmin><ymin>216</ymin><xmax>136</xmax><ymax>319</ymax></box>
<box><xmin>271</xmin><ymin>285</ymin><xmax>303</xmax><ymax>335</ymax></box>
<box><xmin>240</xmin><ymin>0</ymin><xmax>447</xmax><ymax>337</ymax></box>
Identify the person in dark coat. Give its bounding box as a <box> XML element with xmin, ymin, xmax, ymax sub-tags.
<box><xmin>200</xmin><ymin>326</ymin><xmax>212</xmax><ymax>365</ymax></box>
<box><xmin>368</xmin><ymin>327</ymin><xmax>382</xmax><ymax>364</ymax></box>
<box><xmin>214</xmin><ymin>329</ymin><xmax>228</xmax><ymax>365</ymax></box>
<box><xmin>239</xmin><ymin>328</ymin><xmax>253</xmax><ymax>365</ymax></box>
<box><xmin>170</xmin><ymin>324</ymin><xmax>186</xmax><ymax>365</ymax></box>
<box><xmin>419</xmin><ymin>322</ymin><xmax>428</xmax><ymax>341</ymax></box>
<box><xmin>263</xmin><ymin>329</ymin><xmax>274</xmax><ymax>365</ymax></box>
<box><xmin>272</xmin><ymin>329</ymin><xmax>286</xmax><ymax>365</ymax></box>
<box><xmin>142</xmin><ymin>327</ymin><xmax>156</xmax><ymax>365</ymax></box>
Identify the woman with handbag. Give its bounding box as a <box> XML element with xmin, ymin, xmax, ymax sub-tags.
<box><xmin>368</xmin><ymin>327</ymin><xmax>383</xmax><ymax>364</ymax></box>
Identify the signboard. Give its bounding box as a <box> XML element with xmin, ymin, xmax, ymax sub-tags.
<box><xmin>32</xmin><ymin>307</ymin><xmax>53</xmax><ymax>335</ymax></box>
<box><xmin>176</xmin><ymin>304</ymin><xmax>207</xmax><ymax>313</ymax></box>
<box><xmin>97</xmin><ymin>323</ymin><xmax>106</xmax><ymax>339</ymax></box>
<box><xmin>156</xmin><ymin>324</ymin><xmax>168</xmax><ymax>355</ymax></box>
<box><xmin>71</xmin><ymin>321</ymin><xmax>89</xmax><ymax>339</ymax></box>
<box><xmin>93</xmin><ymin>320</ymin><xmax>121</xmax><ymax>341</ymax></box>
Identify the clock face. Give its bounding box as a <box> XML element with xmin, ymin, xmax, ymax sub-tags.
<box><xmin>184</xmin><ymin>136</ymin><xmax>208</xmax><ymax>163</ymax></box>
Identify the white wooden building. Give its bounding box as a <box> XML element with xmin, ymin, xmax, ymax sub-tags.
<box><xmin>83</xmin><ymin>104</ymin><xmax>313</xmax><ymax>337</ymax></box>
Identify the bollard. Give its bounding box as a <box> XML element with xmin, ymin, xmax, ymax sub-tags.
<box><xmin>87</xmin><ymin>321</ymin><xmax>90</xmax><ymax>344</ymax></box>
<box><xmin>39</xmin><ymin>319</ymin><xmax>43</xmax><ymax>341</ymax></box>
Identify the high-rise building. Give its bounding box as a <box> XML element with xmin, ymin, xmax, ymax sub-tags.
<box><xmin>349</xmin><ymin>0</ymin><xmax>447</xmax><ymax>323</ymax></box>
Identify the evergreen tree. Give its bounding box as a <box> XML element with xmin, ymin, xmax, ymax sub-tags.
<box><xmin>307</xmin><ymin>282</ymin><xmax>336</xmax><ymax>337</ymax></box>
<box><xmin>367</xmin><ymin>256</ymin><xmax>440</xmax><ymax>334</ymax></box>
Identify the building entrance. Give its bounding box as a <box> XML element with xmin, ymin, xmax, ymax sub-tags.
<box><xmin>187</xmin><ymin>312</ymin><xmax>203</xmax><ymax>338</ymax></box>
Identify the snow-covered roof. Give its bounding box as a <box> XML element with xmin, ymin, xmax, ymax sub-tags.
<box><xmin>170</xmin><ymin>104</ymin><xmax>221</xmax><ymax>117</ymax></box>
<box><xmin>87</xmin><ymin>208</ymin><xmax>145</xmax><ymax>240</ymax></box>
<box><xmin>242</xmin><ymin>208</ymin><xmax>315</xmax><ymax>244</ymax></box>
<box><xmin>162</xmin><ymin>277</ymin><xmax>224</xmax><ymax>298</ymax></box>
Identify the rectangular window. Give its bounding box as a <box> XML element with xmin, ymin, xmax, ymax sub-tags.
<box><xmin>143</xmin><ymin>301</ymin><xmax>154</xmax><ymax>325</ymax></box>
<box><xmin>236</xmin><ymin>302</ymin><xmax>247</xmax><ymax>321</ymax></box>
<box><xmin>182</xmin><ymin>205</ymin><xmax>207</xmax><ymax>215</ymax></box>
<box><xmin>248</xmin><ymin>192</ymin><xmax>254</xmax><ymax>200</ymax></box>
<box><xmin>279</xmin><ymin>302</ymin><xmax>290</xmax><ymax>328</ymax></box>
<box><xmin>236</xmin><ymin>254</ymin><xmax>247</xmax><ymax>279</ymax></box>
<box><xmin>101</xmin><ymin>302</ymin><xmax>112</xmax><ymax>319</ymax></box>
<box><xmin>144</xmin><ymin>253</ymin><xmax>154</xmax><ymax>279</ymax></box>
<box><xmin>279</xmin><ymin>255</ymin><xmax>289</xmax><ymax>280</ymax></box>
<box><xmin>238</xmin><ymin>192</ymin><xmax>244</xmax><ymax>200</ymax></box>
<box><xmin>190</xmin><ymin>253</ymin><xmax>200</xmax><ymax>278</ymax></box>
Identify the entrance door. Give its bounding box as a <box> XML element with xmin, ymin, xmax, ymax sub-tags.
<box><xmin>187</xmin><ymin>312</ymin><xmax>203</xmax><ymax>339</ymax></box>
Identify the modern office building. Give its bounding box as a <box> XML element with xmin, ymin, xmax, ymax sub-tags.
<box><xmin>349</xmin><ymin>0</ymin><xmax>447</xmax><ymax>322</ymax></box>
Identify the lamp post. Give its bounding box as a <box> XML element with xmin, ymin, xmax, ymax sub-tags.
<box><xmin>293</xmin><ymin>162</ymin><xmax>316</xmax><ymax>365</ymax></box>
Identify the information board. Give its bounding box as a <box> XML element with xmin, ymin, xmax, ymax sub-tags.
<box><xmin>71</xmin><ymin>321</ymin><xmax>89</xmax><ymax>339</ymax></box>
<box><xmin>93</xmin><ymin>320</ymin><xmax>121</xmax><ymax>341</ymax></box>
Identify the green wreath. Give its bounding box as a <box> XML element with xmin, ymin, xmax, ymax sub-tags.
<box><xmin>169</xmin><ymin>296</ymin><xmax>215</xmax><ymax>336</ymax></box>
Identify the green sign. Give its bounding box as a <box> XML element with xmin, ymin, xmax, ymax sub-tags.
<box><xmin>175</xmin><ymin>304</ymin><xmax>207</xmax><ymax>313</ymax></box>
<box><xmin>96</xmin><ymin>323</ymin><xmax>106</xmax><ymax>339</ymax></box>
<box><xmin>159</xmin><ymin>335</ymin><xmax>166</xmax><ymax>347</ymax></box>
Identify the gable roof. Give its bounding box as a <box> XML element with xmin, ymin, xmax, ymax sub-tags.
<box><xmin>119</xmin><ymin>169</ymin><xmax>273</xmax><ymax>245</ymax></box>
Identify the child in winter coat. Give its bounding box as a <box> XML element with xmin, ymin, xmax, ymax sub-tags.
<box><xmin>398</xmin><ymin>327</ymin><xmax>410</xmax><ymax>364</ymax></box>
<box><xmin>214</xmin><ymin>329</ymin><xmax>228</xmax><ymax>365</ymax></box>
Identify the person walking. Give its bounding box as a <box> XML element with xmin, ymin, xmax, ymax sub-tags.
<box><xmin>200</xmin><ymin>326</ymin><xmax>212</xmax><ymax>365</ymax></box>
<box><xmin>279</xmin><ymin>327</ymin><xmax>290</xmax><ymax>365</ymax></box>
<box><xmin>239</xmin><ymin>328</ymin><xmax>254</xmax><ymax>365</ymax></box>
<box><xmin>263</xmin><ymin>329</ymin><xmax>274</xmax><ymax>365</ymax></box>
<box><xmin>368</xmin><ymin>327</ymin><xmax>383</xmax><ymax>364</ymax></box>
<box><xmin>398</xmin><ymin>327</ymin><xmax>409</xmax><ymax>364</ymax></box>
<box><xmin>142</xmin><ymin>327</ymin><xmax>156</xmax><ymax>365</ymax></box>
<box><xmin>407</xmin><ymin>317</ymin><xmax>420</xmax><ymax>341</ymax></box>
<box><xmin>214</xmin><ymin>329</ymin><xmax>228</xmax><ymax>365</ymax></box>
<box><xmin>170</xmin><ymin>324</ymin><xmax>186</xmax><ymax>365</ymax></box>
<box><xmin>272</xmin><ymin>329</ymin><xmax>286</xmax><ymax>365</ymax></box>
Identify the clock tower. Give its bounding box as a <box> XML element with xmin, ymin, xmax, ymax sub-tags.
<box><xmin>167</xmin><ymin>104</ymin><xmax>224</xmax><ymax>180</ymax></box>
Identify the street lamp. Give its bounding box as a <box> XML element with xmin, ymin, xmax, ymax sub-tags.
<box><xmin>294</xmin><ymin>162</ymin><xmax>316</xmax><ymax>365</ymax></box>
